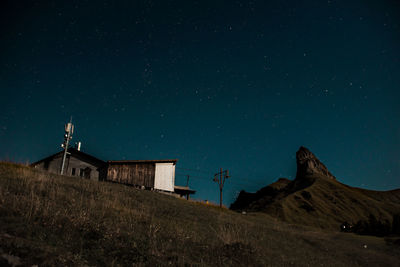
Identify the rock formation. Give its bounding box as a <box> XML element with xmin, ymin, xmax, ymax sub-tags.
<box><xmin>296</xmin><ymin>146</ymin><xmax>335</xmax><ymax>180</ymax></box>
<box><xmin>230</xmin><ymin>146</ymin><xmax>400</xmax><ymax>233</ymax></box>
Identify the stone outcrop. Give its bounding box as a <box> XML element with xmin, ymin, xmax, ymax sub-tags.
<box><xmin>296</xmin><ymin>146</ymin><xmax>335</xmax><ymax>179</ymax></box>
<box><xmin>230</xmin><ymin>146</ymin><xmax>400</xmax><ymax>233</ymax></box>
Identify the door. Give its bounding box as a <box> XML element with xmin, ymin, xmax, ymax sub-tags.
<box><xmin>154</xmin><ymin>163</ymin><xmax>175</xmax><ymax>192</ymax></box>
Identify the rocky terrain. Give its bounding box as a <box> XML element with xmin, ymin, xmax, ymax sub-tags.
<box><xmin>296</xmin><ymin>146</ymin><xmax>336</xmax><ymax>180</ymax></box>
<box><xmin>231</xmin><ymin>147</ymin><xmax>400</xmax><ymax>233</ymax></box>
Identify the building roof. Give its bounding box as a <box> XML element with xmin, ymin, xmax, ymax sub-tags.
<box><xmin>31</xmin><ymin>147</ymin><xmax>106</xmax><ymax>167</ymax></box>
<box><xmin>31</xmin><ymin>148</ymin><xmax>177</xmax><ymax>166</ymax></box>
<box><xmin>174</xmin><ymin>185</ymin><xmax>196</xmax><ymax>194</ymax></box>
<box><xmin>107</xmin><ymin>159</ymin><xmax>178</xmax><ymax>164</ymax></box>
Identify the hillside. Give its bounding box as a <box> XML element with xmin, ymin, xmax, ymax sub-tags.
<box><xmin>231</xmin><ymin>147</ymin><xmax>400</xmax><ymax>232</ymax></box>
<box><xmin>1</xmin><ymin>162</ymin><xmax>400</xmax><ymax>266</ymax></box>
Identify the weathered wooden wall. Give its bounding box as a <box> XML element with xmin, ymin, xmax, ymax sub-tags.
<box><xmin>106</xmin><ymin>163</ymin><xmax>155</xmax><ymax>188</ymax></box>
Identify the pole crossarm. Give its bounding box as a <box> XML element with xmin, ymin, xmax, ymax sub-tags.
<box><xmin>213</xmin><ymin>168</ymin><xmax>230</xmax><ymax>207</ymax></box>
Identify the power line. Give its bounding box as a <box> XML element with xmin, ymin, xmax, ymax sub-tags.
<box><xmin>177</xmin><ymin>166</ymin><xmax>272</xmax><ymax>184</ymax></box>
<box><xmin>176</xmin><ymin>173</ymin><xmax>261</xmax><ymax>186</ymax></box>
<box><xmin>176</xmin><ymin>173</ymin><xmax>210</xmax><ymax>181</ymax></box>
<box><xmin>176</xmin><ymin>167</ymin><xmax>214</xmax><ymax>174</ymax></box>
<box><xmin>175</xmin><ymin>173</ymin><xmax>267</xmax><ymax>188</ymax></box>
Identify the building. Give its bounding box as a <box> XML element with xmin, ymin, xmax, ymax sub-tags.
<box><xmin>174</xmin><ymin>185</ymin><xmax>196</xmax><ymax>200</ymax></box>
<box><xmin>106</xmin><ymin>159</ymin><xmax>177</xmax><ymax>192</ymax></box>
<box><xmin>31</xmin><ymin>147</ymin><xmax>106</xmax><ymax>181</ymax></box>
<box><xmin>31</xmin><ymin>150</ymin><xmax>196</xmax><ymax>198</ymax></box>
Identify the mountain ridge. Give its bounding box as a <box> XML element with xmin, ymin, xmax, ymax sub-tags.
<box><xmin>231</xmin><ymin>147</ymin><xmax>400</xmax><ymax>232</ymax></box>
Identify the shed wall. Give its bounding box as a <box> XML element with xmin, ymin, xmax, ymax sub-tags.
<box><xmin>154</xmin><ymin>163</ymin><xmax>175</xmax><ymax>192</ymax></box>
<box><xmin>106</xmin><ymin>163</ymin><xmax>155</xmax><ymax>188</ymax></box>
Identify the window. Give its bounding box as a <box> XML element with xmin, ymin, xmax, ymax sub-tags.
<box><xmin>71</xmin><ymin>168</ymin><xmax>76</xmax><ymax>175</ymax></box>
<box><xmin>44</xmin><ymin>160</ymin><xmax>49</xmax><ymax>170</ymax></box>
<box><xmin>84</xmin><ymin>167</ymin><xmax>91</xmax><ymax>179</ymax></box>
<box><xmin>80</xmin><ymin>168</ymin><xmax>84</xmax><ymax>177</ymax></box>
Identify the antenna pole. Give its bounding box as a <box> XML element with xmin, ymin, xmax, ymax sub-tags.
<box><xmin>60</xmin><ymin>118</ymin><xmax>74</xmax><ymax>175</ymax></box>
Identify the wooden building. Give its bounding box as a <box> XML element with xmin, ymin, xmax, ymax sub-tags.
<box><xmin>32</xmin><ymin>150</ymin><xmax>196</xmax><ymax>198</ymax></box>
<box><xmin>31</xmin><ymin>148</ymin><xmax>106</xmax><ymax>181</ymax></box>
<box><xmin>106</xmin><ymin>160</ymin><xmax>177</xmax><ymax>192</ymax></box>
<box><xmin>174</xmin><ymin>185</ymin><xmax>196</xmax><ymax>200</ymax></box>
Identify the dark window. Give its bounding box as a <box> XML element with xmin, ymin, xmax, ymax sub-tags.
<box><xmin>80</xmin><ymin>168</ymin><xmax>84</xmax><ymax>177</ymax></box>
<box><xmin>84</xmin><ymin>167</ymin><xmax>91</xmax><ymax>179</ymax></box>
<box><xmin>71</xmin><ymin>168</ymin><xmax>76</xmax><ymax>175</ymax></box>
<box><xmin>44</xmin><ymin>160</ymin><xmax>49</xmax><ymax>170</ymax></box>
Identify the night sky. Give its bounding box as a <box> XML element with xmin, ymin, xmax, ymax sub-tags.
<box><xmin>1</xmin><ymin>0</ymin><xmax>399</xmax><ymax>206</ymax></box>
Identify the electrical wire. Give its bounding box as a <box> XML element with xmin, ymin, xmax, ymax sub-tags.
<box><xmin>175</xmin><ymin>172</ymin><xmax>268</xmax><ymax>188</ymax></box>
<box><xmin>176</xmin><ymin>166</ymin><xmax>272</xmax><ymax>183</ymax></box>
<box><xmin>176</xmin><ymin>167</ymin><xmax>215</xmax><ymax>174</ymax></box>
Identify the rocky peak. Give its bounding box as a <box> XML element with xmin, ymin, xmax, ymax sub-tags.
<box><xmin>296</xmin><ymin>146</ymin><xmax>336</xmax><ymax>180</ymax></box>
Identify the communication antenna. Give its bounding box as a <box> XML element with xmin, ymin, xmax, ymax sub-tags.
<box><xmin>75</xmin><ymin>141</ymin><xmax>81</xmax><ymax>151</ymax></box>
<box><xmin>60</xmin><ymin>117</ymin><xmax>74</xmax><ymax>175</ymax></box>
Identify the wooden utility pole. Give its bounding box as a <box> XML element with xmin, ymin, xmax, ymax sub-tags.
<box><xmin>213</xmin><ymin>168</ymin><xmax>230</xmax><ymax>207</ymax></box>
<box><xmin>185</xmin><ymin>174</ymin><xmax>190</xmax><ymax>200</ymax></box>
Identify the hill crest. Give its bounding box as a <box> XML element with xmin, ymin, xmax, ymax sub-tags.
<box><xmin>231</xmin><ymin>147</ymin><xmax>400</xmax><ymax>232</ymax></box>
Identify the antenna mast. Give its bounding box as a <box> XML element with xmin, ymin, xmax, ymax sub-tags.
<box><xmin>60</xmin><ymin>117</ymin><xmax>74</xmax><ymax>175</ymax></box>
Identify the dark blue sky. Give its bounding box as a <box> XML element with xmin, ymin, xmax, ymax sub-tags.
<box><xmin>1</xmin><ymin>0</ymin><xmax>399</xmax><ymax>205</ymax></box>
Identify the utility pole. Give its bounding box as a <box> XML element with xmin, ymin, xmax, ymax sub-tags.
<box><xmin>185</xmin><ymin>175</ymin><xmax>191</xmax><ymax>200</ymax></box>
<box><xmin>186</xmin><ymin>175</ymin><xmax>190</xmax><ymax>187</ymax></box>
<box><xmin>60</xmin><ymin>117</ymin><xmax>74</xmax><ymax>175</ymax></box>
<box><xmin>213</xmin><ymin>168</ymin><xmax>230</xmax><ymax>207</ymax></box>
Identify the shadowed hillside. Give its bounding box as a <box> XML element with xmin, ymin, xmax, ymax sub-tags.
<box><xmin>231</xmin><ymin>147</ymin><xmax>400</xmax><ymax>232</ymax></box>
<box><xmin>1</xmin><ymin>162</ymin><xmax>399</xmax><ymax>266</ymax></box>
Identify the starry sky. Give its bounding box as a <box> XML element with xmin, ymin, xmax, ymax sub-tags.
<box><xmin>1</xmin><ymin>0</ymin><xmax>399</xmax><ymax>206</ymax></box>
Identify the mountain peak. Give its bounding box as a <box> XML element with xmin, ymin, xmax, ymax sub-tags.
<box><xmin>296</xmin><ymin>146</ymin><xmax>336</xmax><ymax>180</ymax></box>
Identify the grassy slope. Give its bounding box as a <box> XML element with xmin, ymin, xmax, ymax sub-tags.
<box><xmin>0</xmin><ymin>162</ymin><xmax>399</xmax><ymax>266</ymax></box>
<box><xmin>250</xmin><ymin>175</ymin><xmax>400</xmax><ymax>230</ymax></box>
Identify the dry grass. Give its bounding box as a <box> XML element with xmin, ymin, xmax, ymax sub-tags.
<box><xmin>0</xmin><ymin>162</ymin><xmax>399</xmax><ymax>266</ymax></box>
<box><xmin>233</xmin><ymin>174</ymin><xmax>400</xmax><ymax>233</ymax></box>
